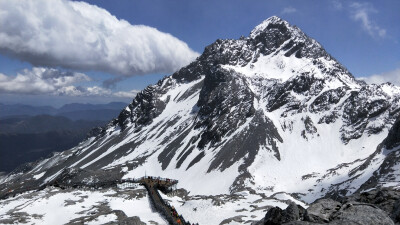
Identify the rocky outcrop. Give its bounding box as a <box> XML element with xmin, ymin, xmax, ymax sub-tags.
<box><xmin>345</xmin><ymin>188</ymin><xmax>400</xmax><ymax>224</ymax></box>
<box><xmin>263</xmin><ymin>202</ymin><xmax>306</xmax><ymax>225</ymax></box>
<box><xmin>304</xmin><ymin>199</ymin><xmax>341</xmax><ymax>223</ymax></box>
<box><xmin>195</xmin><ymin>67</ymin><xmax>255</xmax><ymax>149</ymax></box>
<box><xmin>384</xmin><ymin>115</ymin><xmax>400</xmax><ymax>149</ymax></box>
<box><xmin>261</xmin><ymin>188</ymin><xmax>399</xmax><ymax>225</ymax></box>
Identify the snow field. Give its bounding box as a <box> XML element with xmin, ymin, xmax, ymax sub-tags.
<box><xmin>0</xmin><ymin>187</ymin><xmax>165</xmax><ymax>225</ymax></box>
<box><xmin>160</xmin><ymin>191</ymin><xmax>288</xmax><ymax>225</ymax></box>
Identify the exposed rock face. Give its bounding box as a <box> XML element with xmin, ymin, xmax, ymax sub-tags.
<box><xmin>345</xmin><ymin>188</ymin><xmax>400</xmax><ymax>224</ymax></box>
<box><xmin>305</xmin><ymin>199</ymin><xmax>341</xmax><ymax>223</ymax></box>
<box><xmin>393</xmin><ymin>199</ymin><xmax>400</xmax><ymax>223</ymax></box>
<box><xmin>53</xmin><ymin>167</ymin><xmax>125</xmax><ymax>187</ymax></box>
<box><xmin>261</xmin><ymin>188</ymin><xmax>400</xmax><ymax>225</ymax></box>
<box><xmin>330</xmin><ymin>203</ymin><xmax>394</xmax><ymax>225</ymax></box>
<box><xmin>262</xmin><ymin>203</ymin><xmax>305</xmax><ymax>225</ymax></box>
<box><xmin>384</xmin><ymin>116</ymin><xmax>400</xmax><ymax>149</ymax></box>
<box><xmin>118</xmin><ymin>78</ymin><xmax>172</xmax><ymax>131</ymax></box>
<box><xmin>195</xmin><ymin>68</ymin><xmax>256</xmax><ymax>150</ymax></box>
<box><xmin>264</xmin><ymin>207</ymin><xmax>284</xmax><ymax>225</ymax></box>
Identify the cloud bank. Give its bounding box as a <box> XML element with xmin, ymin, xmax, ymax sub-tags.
<box><xmin>0</xmin><ymin>67</ymin><xmax>90</xmax><ymax>95</ymax></box>
<box><xmin>360</xmin><ymin>68</ymin><xmax>400</xmax><ymax>86</ymax></box>
<box><xmin>0</xmin><ymin>0</ymin><xmax>199</xmax><ymax>76</ymax></box>
<box><xmin>0</xmin><ymin>67</ymin><xmax>138</xmax><ymax>98</ymax></box>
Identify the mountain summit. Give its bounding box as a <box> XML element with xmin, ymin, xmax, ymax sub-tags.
<box><xmin>1</xmin><ymin>16</ymin><xmax>400</xmax><ymax>223</ymax></box>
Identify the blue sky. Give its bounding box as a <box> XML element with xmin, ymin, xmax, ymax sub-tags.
<box><xmin>0</xmin><ymin>0</ymin><xmax>399</xmax><ymax>106</ymax></box>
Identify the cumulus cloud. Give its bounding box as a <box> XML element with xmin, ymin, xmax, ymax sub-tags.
<box><xmin>350</xmin><ymin>2</ymin><xmax>386</xmax><ymax>38</ymax></box>
<box><xmin>360</xmin><ymin>68</ymin><xmax>400</xmax><ymax>86</ymax></box>
<box><xmin>0</xmin><ymin>67</ymin><xmax>90</xmax><ymax>95</ymax></box>
<box><xmin>0</xmin><ymin>67</ymin><xmax>138</xmax><ymax>98</ymax></box>
<box><xmin>281</xmin><ymin>6</ymin><xmax>297</xmax><ymax>14</ymax></box>
<box><xmin>113</xmin><ymin>90</ymin><xmax>140</xmax><ymax>98</ymax></box>
<box><xmin>56</xmin><ymin>85</ymin><xmax>112</xmax><ymax>97</ymax></box>
<box><xmin>0</xmin><ymin>0</ymin><xmax>199</xmax><ymax>77</ymax></box>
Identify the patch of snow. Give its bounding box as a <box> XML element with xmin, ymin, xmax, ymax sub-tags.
<box><xmin>0</xmin><ymin>187</ymin><xmax>165</xmax><ymax>225</ymax></box>
<box><xmin>33</xmin><ymin>172</ymin><xmax>46</xmax><ymax>180</ymax></box>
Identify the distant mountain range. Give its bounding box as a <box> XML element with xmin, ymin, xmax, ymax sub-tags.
<box><xmin>0</xmin><ymin>115</ymin><xmax>105</xmax><ymax>134</ymax></box>
<box><xmin>0</xmin><ymin>102</ymin><xmax>127</xmax><ymax>121</ymax></box>
<box><xmin>0</xmin><ymin>102</ymin><xmax>128</xmax><ymax>173</ymax></box>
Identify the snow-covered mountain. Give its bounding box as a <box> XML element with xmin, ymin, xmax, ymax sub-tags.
<box><xmin>1</xmin><ymin>16</ymin><xmax>400</xmax><ymax>224</ymax></box>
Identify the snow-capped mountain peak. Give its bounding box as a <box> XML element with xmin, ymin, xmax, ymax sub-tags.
<box><xmin>250</xmin><ymin>15</ymin><xmax>290</xmax><ymax>38</ymax></box>
<box><xmin>2</xmin><ymin>16</ymin><xmax>400</xmax><ymax>224</ymax></box>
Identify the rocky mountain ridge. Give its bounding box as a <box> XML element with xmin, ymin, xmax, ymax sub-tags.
<box><xmin>1</xmin><ymin>16</ymin><xmax>400</xmax><ymax>224</ymax></box>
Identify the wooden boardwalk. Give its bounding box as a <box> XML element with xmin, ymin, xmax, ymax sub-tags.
<box><xmin>140</xmin><ymin>176</ymin><xmax>195</xmax><ymax>225</ymax></box>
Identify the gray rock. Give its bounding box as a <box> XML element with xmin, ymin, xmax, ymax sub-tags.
<box><xmin>284</xmin><ymin>222</ymin><xmax>321</xmax><ymax>225</ymax></box>
<box><xmin>281</xmin><ymin>202</ymin><xmax>300</xmax><ymax>223</ymax></box>
<box><xmin>304</xmin><ymin>199</ymin><xmax>341</xmax><ymax>223</ymax></box>
<box><xmin>219</xmin><ymin>215</ymin><xmax>246</xmax><ymax>225</ymax></box>
<box><xmin>259</xmin><ymin>183</ymin><xmax>399</xmax><ymax>225</ymax></box>
<box><xmin>264</xmin><ymin>207</ymin><xmax>283</xmax><ymax>225</ymax></box>
<box><xmin>383</xmin><ymin>115</ymin><xmax>400</xmax><ymax>149</ymax></box>
<box><xmin>118</xmin><ymin>216</ymin><xmax>146</xmax><ymax>225</ymax></box>
<box><xmin>263</xmin><ymin>202</ymin><xmax>305</xmax><ymax>225</ymax></box>
<box><xmin>330</xmin><ymin>202</ymin><xmax>394</xmax><ymax>225</ymax></box>
<box><xmin>344</xmin><ymin>187</ymin><xmax>400</xmax><ymax>222</ymax></box>
<box><xmin>392</xmin><ymin>199</ymin><xmax>400</xmax><ymax>223</ymax></box>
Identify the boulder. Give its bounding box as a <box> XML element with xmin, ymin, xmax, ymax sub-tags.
<box><xmin>392</xmin><ymin>199</ymin><xmax>400</xmax><ymax>223</ymax></box>
<box><xmin>304</xmin><ymin>199</ymin><xmax>341</xmax><ymax>222</ymax></box>
<box><xmin>330</xmin><ymin>202</ymin><xmax>394</xmax><ymax>225</ymax></box>
<box><xmin>264</xmin><ymin>202</ymin><xmax>306</xmax><ymax>225</ymax></box>
<box><xmin>261</xmin><ymin>188</ymin><xmax>399</xmax><ymax>225</ymax></box>
<box><xmin>264</xmin><ymin>207</ymin><xmax>283</xmax><ymax>225</ymax></box>
<box><xmin>281</xmin><ymin>202</ymin><xmax>300</xmax><ymax>223</ymax></box>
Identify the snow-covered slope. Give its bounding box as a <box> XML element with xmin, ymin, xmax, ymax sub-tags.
<box><xmin>0</xmin><ymin>186</ymin><xmax>166</xmax><ymax>224</ymax></box>
<box><xmin>1</xmin><ymin>16</ymin><xmax>400</xmax><ymax>224</ymax></box>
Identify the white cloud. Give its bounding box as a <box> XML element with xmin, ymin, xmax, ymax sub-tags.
<box><xmin>114</xmin><ymin>90</ymin><xmax>139</xmax><ymax>98</ymax></box>
<box><xmin>56</xmin><ymin>85</ymin><xmax>113</xmax><ymax>97</ymax></box>
<box><xmin>0</xmin><ymin>67</ymin><xmax>90</xmax><ymax>95</ymax></box>
<box><xmin>360</xmin><ymin>68</ymin><xmax>400</xmax><ymax>86</ymax></box>
<box><xmin>281</xmin><ymin>6</ymin><xmax>297</xmax><ymax>14</ymax></box>
<box><xmin>350</xmin><ymin>2</ymin><xmax>386</xmax><ymax>38</ymax></box>
<box><xmin>0</xmin><ymin>67</ymin><xmax>138</xmax><ymax>98</ymax></box>
<box><xmin>0</xmin><ymin>0</ymin><xmax>199</xmax><ymax>77</ymax></box>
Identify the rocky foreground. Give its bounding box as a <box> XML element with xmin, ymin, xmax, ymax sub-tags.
<box><xmin>258</xmin><ymin>187</ymin><xmax>400</xmax><ymax>225</ymax></box>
